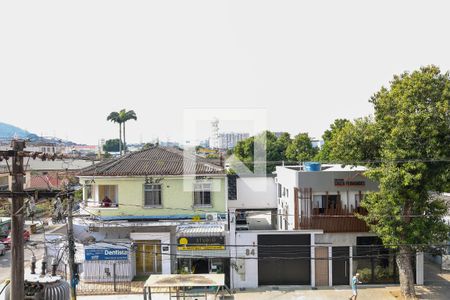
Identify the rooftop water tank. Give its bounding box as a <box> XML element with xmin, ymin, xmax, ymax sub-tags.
<box><xmin>304</xmin><ymin>162</ymin><xmax>321</xmax><ymax>171</ymax></box>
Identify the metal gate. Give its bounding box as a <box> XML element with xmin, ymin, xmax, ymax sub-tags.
<box><xmin>332</xmin><ymin>247</ymin><xmax>349</xmax><ymax>285</ymax></box>
<box><xmin>71</xmin><ymin>262</ymin><xmax>132</xmax><ymax>295</ymax></box>
<box><xmin>258</xmin><ymin>234</ymin><xmax>311</xmax><ymax>285</ymax></box>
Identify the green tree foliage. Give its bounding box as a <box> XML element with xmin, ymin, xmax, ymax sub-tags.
<box><xmin>328</xmin><ymin>117</ymin><xmax>381</xmax><ymax>164</ymax></box>
<box><xmin>315</xmin><ymin>119</ymin><xmax>349</xmax><ymax>162</ymax></box>
<box><xmin>285</xmin><ymin>133</ymin><xmax>317</xmax><ymax>162</ymax></box>
<box><xmin>103</xmin><ymin>139</ymin><xmax>124</xmax><ymax>152</ymax></box>
<box><xmin>233</xmin><ymin>131</ymin><xmax>316</xmax><ymax>173</ymax></box>
<box><xmin>107</xmin><ymin>109</ymin><xmax>137</xmax><ymax>155</ymax></box>
<box><xmin>233</xmin><ymin>131</ymin><xmax>292</xmax><ymax>173</ymax></box>
<box><xmin>330</xmin><ymin>66</ymin><xmax>450</xmax><ymax>298</ymax></box>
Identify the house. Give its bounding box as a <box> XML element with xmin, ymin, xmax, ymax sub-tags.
<box><xmin>229</xmin><ymin>163</ymin><xmax>424</xmax><ymax>289</ymax></box>
<box><xmin>0</xmin><ymin>158</ymin><xmax>94</xmax><ymax>190</ymax></box>
<box><xmin>74</xmin><ymin>146</ymin><xmax>229</xmax><ymax>283</ymax></box>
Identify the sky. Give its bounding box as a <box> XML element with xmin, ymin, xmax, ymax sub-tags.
<box><xmin>1</xmin><ymin>0</ymin><xmax>450</xmax><ymax>145</ymax></box>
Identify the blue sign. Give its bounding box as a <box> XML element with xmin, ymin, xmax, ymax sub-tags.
<box><xmin>85</xmin><ymin>248</ymin><xmax>128</xmax><ymax>261</ymax></box>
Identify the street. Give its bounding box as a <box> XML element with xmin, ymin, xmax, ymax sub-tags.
<box><xmin>0</xmin><ymin>225</ymin><xmax>62</xmax><ymax>284</ymax></box>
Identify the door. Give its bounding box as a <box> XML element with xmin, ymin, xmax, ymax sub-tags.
<box><xmin>258</xmin><ymin>234</ymin><xmax>311</xmax><ymax>285</ymax></box>
<box><xmin>135</xmin><ymin>240</ymin><xmax>162</xmax><ymax>275</ymax></box>
<box><xmin>332</xmin><ymin>247</ymin><xmax>349</xmax><ymax>285</ymax></box>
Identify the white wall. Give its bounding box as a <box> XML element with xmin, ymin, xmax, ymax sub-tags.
<box><xmin>231</xmin><ymin>232</ymin><xmax>259</xmax><ymax>289</ymax></box>
<box><xmin>275</xmin><ymin>167</ymin><xmax>299</xmax><ymax>230</ymax></box>
<box><xmin>228</xmin><ymin>176</ymin><xmax>277</xmax><ymax>209</ymax></box>
<box><xmin>130</xmin><ymin>232</ymin><xmax>171</xmax><ymax>275</ymax></box>
<box><xmin>231</xmin><ymin>231</ymin><xmax>319</xmax><ymax>289</ymax></box>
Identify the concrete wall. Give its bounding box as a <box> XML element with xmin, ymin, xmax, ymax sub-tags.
<box><xmin>315</xmin><ymin>232</ymin><xmax>377</xmax><ymax>247</ymax></box>
<box><xmin>297</xmin><ymin>171</ymin><xmax>379</xmax><ymax>192</ymax></box>
<box><xmin>231</xmin><ymin>230</ymin><xmax>320</xmax><ymax>289</ymax></box>
<box><xmin>275</xmin><ymin>167</ymin><xmax>299</xmax><ymax>230</ymax></box>
<box><xmin>228</xmin><ymin>176</ymin><xmax>277</xmax><ymax>209</ymax></box>
<box><xmin>80</xmin><ymin>176</ymin><xmax>226</xmax><ymax>217</ymax></box>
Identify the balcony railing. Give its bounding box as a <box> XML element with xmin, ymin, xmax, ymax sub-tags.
<box><xmin>299</xmin><ymin>207</ymin><xmax>369</xmax><ymax>233</ymax></box>
<box><xmin>83</xmin><ymin>199</ymin><xmax>119</xmax><ymax>209</ymax></box>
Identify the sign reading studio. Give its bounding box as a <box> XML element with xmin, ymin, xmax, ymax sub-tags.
<box><xmin>177</xmin><ymin>236</ymin><xmax>225</xmax><ymax>251</ymax></box>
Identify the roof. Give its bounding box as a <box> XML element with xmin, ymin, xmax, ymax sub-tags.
<box><xmin>78</xmin><ymin>147</ymin><xmax>224</xmax><ymax>176</ymax></box>
<box><xmin>0</xmin><ymin>159</ymin><xmax>94</xmax><ymax>174</ymax></box>
<box><xmin>281</xmin><ymin>164</ymin><xmax>367</xmax><ymax>172</ymax></box>
<box><xmin>176</xmin><ymin>223</ymin><xmax>225</xmax><ymax>236</ymax></box>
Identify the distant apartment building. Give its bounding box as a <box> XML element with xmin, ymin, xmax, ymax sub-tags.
<box><xmin>218</xmin><ymin>132</ymin><xmax>249</xmax><ymax>150</ymax></box>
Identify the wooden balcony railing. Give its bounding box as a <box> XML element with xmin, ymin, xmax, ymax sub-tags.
<box><xmin>299</xmin><ymin>207</ymin><xmax>369</xmax><ymax>233</ymax></box>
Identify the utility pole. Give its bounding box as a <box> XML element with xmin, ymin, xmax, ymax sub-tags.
<box><xmin>67</xmin><ymin>193</ymin><xmax>77</xmax><ymax>300</ymax></box>
<box><xmin>11</xmin><ymin>139</ymin><xmax>25</xmax><ymax>300</ymax></box>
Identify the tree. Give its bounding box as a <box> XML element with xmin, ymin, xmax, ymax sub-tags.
<box><xmin>103</xmin><ymin>139</ymin><xmax>123</xmax><ymax>152</ymax></box>
<box><xmin>106</xmin><ymin>109</ymin><xmax>137</xmax><ymax>155</ymax></box>
<box><xmin>327</xmin><ymin>117</ymin><xmax>381</xmax><ymax>164</ymax></box>
<box><xmin>315</xmin><ymin>119</ymin><xmax>349</xmax><ymax>162</ymax></box>
<box><xmin>285</xmin><ymin>133</ymin><xmax>317</xmax><ymax>162</ymax></box>
<box><xmin>330</xmin><ymin>66</ymin><xmax>450</xmax><ymax>299</ymax></box>
<box><xmin>119</xmin><ymin>109</ymin><xmax>137</xmax><ymax>153</ymax></box>
<box><xmin>107</xmin><ymin>111</ymin><xmax>123</xmax><ymax>155</ymax></box>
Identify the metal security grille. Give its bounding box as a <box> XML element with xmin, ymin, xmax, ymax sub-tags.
<box><xmin>258</xmin><ymin>234</ymin><xmax>311</xmax><ymax>285</ymax></box>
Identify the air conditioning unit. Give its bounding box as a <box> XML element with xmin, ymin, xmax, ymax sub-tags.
<box><xmin>205</xmin><ymin>213</ymin><xmax>218</xmax><ymax>222</ymax></box>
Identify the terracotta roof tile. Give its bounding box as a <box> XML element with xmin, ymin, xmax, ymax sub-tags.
<box><xmin>78</xmin><ymin>147</ymin><xmax>224</xmax><ymax>176</ymax></box>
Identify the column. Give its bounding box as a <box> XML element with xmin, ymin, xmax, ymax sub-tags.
<box><xmin>349</xmin><ymin>246</ymin><xmax>353</xmax><ymax>285</ymax></box>
<box><xmin>328</xmin><ymin>246</ymin><xmax>333</xmax><ymax>287</ymax></box>
<box><xmin>311</xmin><ymin>234</ymin><xmax>315</xmax><ymax>288</ymax></box>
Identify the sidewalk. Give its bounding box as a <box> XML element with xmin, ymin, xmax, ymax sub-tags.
<box><xmin>79</xmin><ymin>286</ymin><xmax>398</xmax><ymax>300</ymax></box>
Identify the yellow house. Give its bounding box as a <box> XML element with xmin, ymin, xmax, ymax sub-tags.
<box><xmin>75</xmin><ymin>146</ymin><xmax>229</xmax><ymax>279</ymax></box>
<box><xmin>78</xmin><ymin>147</ymin><xmax>227</xmax><ymax>219</ymax></box>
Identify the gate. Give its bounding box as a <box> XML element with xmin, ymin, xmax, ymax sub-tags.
<box><xmin>332</xmin><ymin>247</ymin><xmax>349</xmax><ymax>285</ymax></box>
<box><xmin>63</xmin><ymin>262</ymin><xmax>133</xmax><ymax>295</ymax></box>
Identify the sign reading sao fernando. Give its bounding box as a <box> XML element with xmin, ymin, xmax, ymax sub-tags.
<box><xmin>85</xmin><ymin>248</ymin><xmax>128</xmax><ymax>261</ymax></box>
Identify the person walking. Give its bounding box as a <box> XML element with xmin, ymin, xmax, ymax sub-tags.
<box><xmin>349</xmin><ymin>273</ymin><xmax>362</xmax><ymax>300</ymax></box>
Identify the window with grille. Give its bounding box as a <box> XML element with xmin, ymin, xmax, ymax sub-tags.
<box><xmin>144</xmin><ymin>184</ymin><xmax>162</xmax><ymax>207</ymax></box>
<box><xmin>193</xmin><ymin>183</ymin><xmax>212</xmax><ymax>206</ymax></box>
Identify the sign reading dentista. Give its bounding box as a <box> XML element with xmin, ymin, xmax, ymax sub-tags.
<box><xmin>85</xmin><ymin>248</ymin><xmax>128</xmax><ymax>261</ymax></box>
<box><xmin>177</xmin><ymin>236</ymin><xmax>225</xmax><ymax>251</ymax></box>
<box><xmin>334</xmin><ymin>178</ymin><xmax>366</xmax><ymax>187</ymax></box>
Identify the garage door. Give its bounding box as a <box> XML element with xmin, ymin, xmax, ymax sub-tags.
<box><xmin>258</xmin><ymin>234</ymin><xmax>311</xmax><ymax>285</ymax></box>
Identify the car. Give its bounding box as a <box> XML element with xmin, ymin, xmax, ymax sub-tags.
<box><xmin>0</xmin><ymin>243</ymin><xmax>5</xmax><ymax>256</ymax></box>
<box><xmin>1</xmin><ymin>230</ymin><xmax>31</xmax><ymax>250</ymax></box>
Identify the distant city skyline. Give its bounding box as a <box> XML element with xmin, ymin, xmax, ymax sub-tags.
<box><xmin>2</xmin><ymin>1</ymin><xmax>450</xmax><ymax>145</ymax></box>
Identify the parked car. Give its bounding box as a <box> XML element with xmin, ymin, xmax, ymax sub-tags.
<box><xmin>0</xmin><ymin>243</ymin><xmax>5</xmax><ymax>256</ymax></box>
<box><xmin>1</xmin><ymin>230</ymin><xmax>31</xmax><ymax>250</ymax></box>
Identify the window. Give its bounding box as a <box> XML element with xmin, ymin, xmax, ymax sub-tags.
<box><xmin>144</xmin><ymin>184</ymin><xmax>162</xmax><ymax>207</ymax></box>
<box><xmin>84</xmin><ymin>184</ymin><xmax>93</xmax><ymax>199</ymax></box>
<box><xmin>98</xmin><ymin>185</ymin><xmax>118</xmax><ymax>207</ymax></box>
<box><xmin>277</xmin><ymin>184</ymin><xmax>282</xmax><ymax>198</ymax></box>
<box><xmin>194</xmin><ymin>183</ymin><xmax>211</xmax><ymax>207</ymax></box>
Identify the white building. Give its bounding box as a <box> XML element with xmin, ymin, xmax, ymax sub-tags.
<box><xmin>218</xmin><ymin>133</ymin><xmax>250</xmax><ymax>150</ymax></box>
<box><xmin>227</xmin><ymin>163</ymin><xmax>424</xmax><ymax>289</ymax></box>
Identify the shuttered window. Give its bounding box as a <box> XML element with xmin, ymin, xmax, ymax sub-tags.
<box><xmin>144</xmin><ymin>184</ymin><xmax>162</xmax><ymax>207</ymax></box>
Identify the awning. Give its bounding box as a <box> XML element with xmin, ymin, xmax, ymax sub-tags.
<box><xmin>176</xmin><ymin>223</ymin><xmax>225</xmax><ymax>237</ymax></box>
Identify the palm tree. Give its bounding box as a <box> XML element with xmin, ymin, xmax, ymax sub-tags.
<box><xmin>118</xmin><ymin>109</ymin><xmax>137</xmax><ymax>153</ymax></box>
<box><xmin>107</xmin><ymin>111</ymin><xmax>123</xmax><ymax>155</ymax></box>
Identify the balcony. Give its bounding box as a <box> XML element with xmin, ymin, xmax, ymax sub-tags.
<box><xmin>82</xmin><ymin>199</ymin><xmax>119</xmax><ymax>209</ymax></box>
<box><xmin>299</xmin><ymin>207</ymin><xmax>369</xmax><ymax>233</ymax></box>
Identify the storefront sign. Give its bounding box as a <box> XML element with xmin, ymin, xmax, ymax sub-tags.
<box><xmin>177</xmin><ymin>236</ymin><xmax>225</xmax><ymax>251</ymax></box>
<box><xmin>334</xmin><ymin>178</ymin><xmax>365</xmax><ymax>187</ymax></box>
<box><xmin>85</xmin><ymin>248</ymin><xmax>128</xmax><ymax>261</ymax></box>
